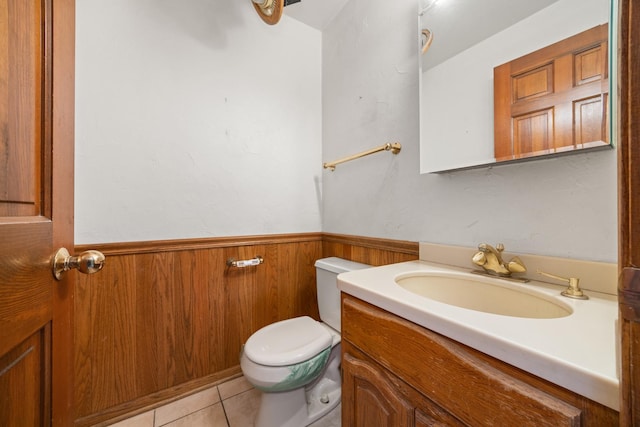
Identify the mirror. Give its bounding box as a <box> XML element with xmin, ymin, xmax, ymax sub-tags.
<box><xmin>419</xmin><ymin>0</ymin><xmax>612</xmax><ymax>173</ymax></box>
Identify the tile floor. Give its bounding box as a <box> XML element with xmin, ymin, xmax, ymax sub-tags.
<box><xmin>107</xmin><ymin>376</ymin><xmax>341</xmax><ymax>427</ymax></box>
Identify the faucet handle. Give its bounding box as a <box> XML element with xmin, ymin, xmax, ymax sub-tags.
<box><xmin>537</xmin><ymin>270</ymin><xmax>588</xmax><ymax>300</ymax></box>
<box><xmin>506</xmin><ymin>256</ymin><xmax>526</xmax><ymax>273</ymax></box>
<box><xmin>496</xmin><ymin>243</ymin><xmax>505</xmax><ymax>253</ymax></box>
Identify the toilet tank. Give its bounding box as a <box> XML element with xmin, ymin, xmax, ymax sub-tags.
<box><xmin>314</xmin><ymin>257</ymin><xmax>370</xmax><ymax>332</ymax></box>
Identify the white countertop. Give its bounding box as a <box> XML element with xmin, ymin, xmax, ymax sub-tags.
<box><xmin>337</xmin><ymin>260</ymin><xmax>619</xmax><ymax>411</ymax></box>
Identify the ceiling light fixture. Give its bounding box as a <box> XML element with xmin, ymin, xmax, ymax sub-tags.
<box><xmin>252</xmin><ymin>0</ymin><xmax>302</xmax><ymax>25</ymax></box>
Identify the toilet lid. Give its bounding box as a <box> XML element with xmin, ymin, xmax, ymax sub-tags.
<box><xmin>244</xmin><ymin>316</ymin><xmax>333</xmax><ymax>366</ymax></box>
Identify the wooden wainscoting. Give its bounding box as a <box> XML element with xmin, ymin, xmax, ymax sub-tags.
<box><xmin>72</xmin><ymin>233</ymin><xmax>418</xmax><ymax>426</ymax></box>
<box><xmin>322</xmin><ymin>233</ymin><xmax>419</xmax><ymax>265</ymax></box>
<box><xmin>73</xmin><ymin>234</ymin><xmax>323</xmax><ymax>426</ymax></box>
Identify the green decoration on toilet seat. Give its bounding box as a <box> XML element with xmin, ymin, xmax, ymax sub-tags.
<box><xmin>257</xmin><ymin>347</ymin><xmax>331</xmax><ymax>392</ymax></box>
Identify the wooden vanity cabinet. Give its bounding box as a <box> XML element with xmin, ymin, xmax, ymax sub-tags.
<box><xmin>340</xmin><ymin>294</ymin><xmax>618</xmax><ymax>427</ymax></box>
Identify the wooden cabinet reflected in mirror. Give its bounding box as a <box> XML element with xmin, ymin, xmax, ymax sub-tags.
<box><xmin>494</xmin><ymin>24</ymin><xmax>609</xmax><ymax>161</ymax></box>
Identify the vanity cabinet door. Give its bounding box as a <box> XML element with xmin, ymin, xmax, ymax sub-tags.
<box><xmin>342</xmin><ymin>351</ymin><xmax>464</xmax><ymax>427</ymax></box>
<box><xmin>342</xmin><ymin>352</ymin><xmax>414</xmax><ymax>427</ymax></box>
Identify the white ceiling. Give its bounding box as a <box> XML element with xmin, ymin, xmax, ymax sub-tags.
<box><xmin>284</xmin><ymin>0</ymin><xmax>351</xmax><ymax>30</ymax></box>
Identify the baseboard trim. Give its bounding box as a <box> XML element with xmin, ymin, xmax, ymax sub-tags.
<box><xmin>74</xmin><ymin>366</ymin><xmax>242</xmax><ymax>427</ymax></box>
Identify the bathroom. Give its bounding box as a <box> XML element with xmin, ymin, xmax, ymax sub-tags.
<box><xmin>74</xmin><ymin>0</ymin><xmax>619</xmax><ymax>424</ymax></box>
<box><xmin>2</xmin><ymin>0</ymin><xmax>633</xmax><ymax>425</ymax></box>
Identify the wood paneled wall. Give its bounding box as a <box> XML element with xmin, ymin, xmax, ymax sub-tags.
<box><xmin>322</xmin><ymin>233</ymin><xmax>419</xmax><ymax>266</ymax></box>
<box><xmin>73</xmin><ymin>233</ymin><xmax>418</xmax><ymax>426</ymax></box>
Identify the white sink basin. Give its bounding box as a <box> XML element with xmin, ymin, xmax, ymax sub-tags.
<box><xmin>395</xmin><ymin>271</ymin><xmax>572</xmax><ymax>319</ymax></box>
<box><xmin>337</xmin><ymin>260</ymin><xmax>619</xmax><ymax>411</ymax></box>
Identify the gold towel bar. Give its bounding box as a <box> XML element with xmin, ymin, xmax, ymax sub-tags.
<box><xmin>323</xmin><ymin>142</ymin><xmax>402</xmax><ymax>171</ymax></box>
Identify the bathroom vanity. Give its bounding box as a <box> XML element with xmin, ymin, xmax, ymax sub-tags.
<box><xmin>338</xmin><ymin>259</ymin><xmax>619</xmax><ymax>426</ymax></box>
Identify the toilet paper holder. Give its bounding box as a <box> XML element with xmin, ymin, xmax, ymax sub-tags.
<box><xmin>227</xmin><ymin>256</ymin><xmax>264</xmax><ymax>268</ymax></box>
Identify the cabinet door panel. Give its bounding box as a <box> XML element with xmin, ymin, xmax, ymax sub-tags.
<box><xmin>343</xmin><ymin>353</ymin><xmax>413</xmax><ymax>427</ymax></box>
<box><xmin>415</xmin><ymin>405</ymin><xmax>463</xmax><ymax>426</ymax></box>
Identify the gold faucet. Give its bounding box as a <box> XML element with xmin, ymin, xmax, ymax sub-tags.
<box><xmin>472</xmin><ymin>243</ymin><xmax>526</xmax><ymax>277</ymax></box>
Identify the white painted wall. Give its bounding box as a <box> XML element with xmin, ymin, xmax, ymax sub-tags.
<box><xmin>322</xmin><ymin>0</ymin><xmax>617</xmax><ymax>262</ymax></box>
<box><xmin>76</xmin><ymin>0</ymin><xmax>618</xmax><ymax>263</ymax></box>
<box><xmin>75</xmin><ymin>0</ymin><xmax>322</xmax><ymax>243</ymax></box>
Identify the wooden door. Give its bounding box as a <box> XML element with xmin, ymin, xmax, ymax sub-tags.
<box><xmin>618</xmin><ymin>0</ymin><xmax>640</xmax><ymax>424</ymax></box>
<box><xmin>494</xmin><ymin>24</ymin><xmax>609</xmax><ymax>161</ymax></box>
<box><xmin>0</xmin><ymin>0</ymin><xmax>75</xmax><ymax>425</ymax></box>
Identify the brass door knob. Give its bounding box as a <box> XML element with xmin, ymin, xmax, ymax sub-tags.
<box><xmin>52</xmin><ymin>248</ymin><xmax>105</xmax><ymax>280</ymax></box>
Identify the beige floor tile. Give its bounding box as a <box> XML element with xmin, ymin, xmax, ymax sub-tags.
<box><xmin>108</xmin><ymin>410</ymin><xmax>154</xmax><ymax>427</ymax></box>
<box><xmin>223</xmin><ymin>388</ymin><xmax>261</xmax><ymax>427</ymax></box>
<box><xmin>160</xmin><ymin>403</ymin><xmax>228</xmax><ymax>427</ymax></box>
<box><xmin>218</xmin><ymin>375</ymin><xmax>253</xmax><ymax>400</ymax></box>
<box><xmin>154</xmin><ymin>386</ymin><xmax>220</xmax><ymax>427</ymax></box>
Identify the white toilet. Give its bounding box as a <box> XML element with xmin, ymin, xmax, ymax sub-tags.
<box><xmin>240</xmin><ymin>257</ymin><xmax>370</xmax><ymax>427</ymax></box>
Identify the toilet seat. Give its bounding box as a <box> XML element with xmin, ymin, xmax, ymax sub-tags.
<box><xmin>244</xmin><ymin>316</ymin><xmax>332</xmax><ymax>366</ymax></box>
